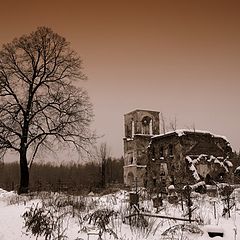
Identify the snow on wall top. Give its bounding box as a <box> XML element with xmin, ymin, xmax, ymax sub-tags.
<box><xmin>152</xmin><ymin>129</ymin><xmax>230</xmax><ymax>143</ymax></box>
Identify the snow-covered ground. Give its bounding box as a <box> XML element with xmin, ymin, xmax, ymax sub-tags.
<box><xmin>0</xmin><ymin>188</ymin><xmax>239</xmax><ymax>240</ymax></box>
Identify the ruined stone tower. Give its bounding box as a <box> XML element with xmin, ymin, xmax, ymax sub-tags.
<box><xmin>123</xmin><ymin>109</ymin><xmax>160</xmax><ymax>186</ymax></box>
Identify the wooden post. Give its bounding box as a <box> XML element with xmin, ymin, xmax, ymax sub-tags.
<box><xmin>183</xmin><ymin>185</ymin><xmax>192</xmax><ymax>223</ymax></box>
<box><xmin>213</xmin><ymin>201</ymin><xmax>216</xmax><ymax>219</ymax></box>
<box><xmin>181</xmin><ymin>191</ymin><xmax>184</xmax><ymax>211</ymax></box>
<box><xmin>227</xmin><ymin>193</ymin><xmax>231</xmax><ymax>218</ymax></box>
<box><xmin>125</xmin><ymin>212</ymin><xmax>198</xmax><ymax>222</ymax></box>
<box><xmin>135</xmin><ymin>177</ymin><xmax>138</xmax><ymax>193</ymax></box>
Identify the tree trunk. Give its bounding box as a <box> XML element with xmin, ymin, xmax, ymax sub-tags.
<box><xmin>18</xmin><ymin>149</ymin><xmax>29</xmax><ymax>194</ymax></box>
<box><xmin>102</xmin><ymin>158</ymin><xmax>105</xmax><ymax>188</ymax></box>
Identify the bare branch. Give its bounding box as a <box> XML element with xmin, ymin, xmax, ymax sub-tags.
<box><xmin>0</xmin><ymin>26</ymin><xmax>94</xmax><ymax>170</ymax></box>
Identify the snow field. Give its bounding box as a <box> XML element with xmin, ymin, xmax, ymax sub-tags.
<box><xmin>0</xmin><ymin>188</ymin><xmax>239</xmax><ymax>240</ymax></box>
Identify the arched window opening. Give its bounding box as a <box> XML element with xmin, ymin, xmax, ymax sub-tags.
<box><xmin>141</xmin><ymin>116</ymin><xmax>152</xmax><ymax>134</ymax></box>
<box><xmin>159</xmin><ymin>147</ymin><xmax>164</xmax><ymax>158</ymax></box>
<box><xmin>153</xmin><ymin>178</ymin><xmax>157</xmax><ymax>187</ymax></box>
<box><xmin>152</xmin><ymin>146</ymin><xmax>155</xmax><ymax>160</ymax></box>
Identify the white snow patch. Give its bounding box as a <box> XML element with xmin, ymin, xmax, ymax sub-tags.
<box><xmin>189</xmin><ymin>164</ymin><xmax>201</xmax><ymax>181</ymax></box>
<box><xmin>152</xmin><ymin>129</ymin><xmax>231</xmax><ymax>146</ymax></box>
<box><xmin>186</xmin><ymin>155</ymin><xmax>232</xmax><ymax>177</ymax></box>
<box><xmin>190</xmin><ymin>181</ymin><xmax>206</xmax><ymax>189</ymax></box>
<box><xmin>206</xmin><ymin>225</ymin><xmax>224</xmax><ymax>233</ymax></box>
<box><xmin>186</xmin><ymin>156</ymin><xmax>193</xmax><ymax>163</ymax></box>
<box><xmin>225</xmin><ymin>160</ymin><xmax>233</xmax><ymax>167</ymax></box>
<box><xmin>168</xmin><ymin>185</ymin><xmax>175</xmax><ymax>190</ymax></box>
<box><xmin>236</xmin><ymin>166</ymin><xmax>240</xmax><ymax>171</ymax></box>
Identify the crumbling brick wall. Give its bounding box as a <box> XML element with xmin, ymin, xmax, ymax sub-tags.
<box><xmin>146</xmin><ymin>131</ymin><xmax>233</xmax><ymax>190</ymax></box>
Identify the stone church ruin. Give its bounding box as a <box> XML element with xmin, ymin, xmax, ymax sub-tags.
<box><xmin>123</xmin><ymin>109</ymin><xmax>233</xmax><ymax>189</ymax></box>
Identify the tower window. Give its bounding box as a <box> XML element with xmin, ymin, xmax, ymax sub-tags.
<box><xmin>159</xmin><ymin>164</ymin><xmax>165</xmax><ymax>176</ymax></box>
<box><xmin>153</xmin><ymin>178</ymin><xmax>157</xmax><ymax>187</ymax></box>
<box><xmin>159</xmin><ymin>147</ymin><xmax>164</xmax><ymax>158</ymax></box>
<box><xmin>168</xmin><ymin>144</ymin><xmax>174</xmax><ymax>156</ymax></box>
<box><xmin>141</xmin><ymin>116</ymin><xmax>152</xmax><ymax>134</ymax></box>
<box><xmin>152</xmin><ymin>146</ymin><xmax>155</xmax><ymax>160</ymax></box>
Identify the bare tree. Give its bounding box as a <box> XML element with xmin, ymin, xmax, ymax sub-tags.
<box><xmin>185</xmin><ymin>122</ymin><xmax>196</xmax><ymax>132</ymax></box>
<box><xmin>160</xmin><ymin>113</ymin><xmax>177</xmax><ymax>133</ymax></box>
<box><xmin>0</xmin><ymin>27</ymin><xmax>94</xmax><ymax>194</ymax></box>
<box><xmin>168</xmin><ymin>115</ymin><xmax>177</xmax><ymax>131</ymax></box>
<box><xmin>99</xmin><ymin>142</ymin><xmax>111</xmax><ymax>188</ymax></box>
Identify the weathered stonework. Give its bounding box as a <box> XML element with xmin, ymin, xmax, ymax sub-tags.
<box><xmin>123</xmin><ymin>110</ymin><xmax>233</xmax><ymax>189</ymax></box>
<box><xmin>146</xmin><ymin>130</ymin><xmax>233</xmax><ymax>190</ymax></box>
<box><xmin>123</xmin><ymin>109</ymin><xmax>159</xmax><ymax>187</ymax></box>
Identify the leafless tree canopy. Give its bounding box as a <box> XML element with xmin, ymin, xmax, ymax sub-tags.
<box><xmin>0</xmin><ymin>27</ymin><xmax>94</xmax><ymax>168</ymax></box>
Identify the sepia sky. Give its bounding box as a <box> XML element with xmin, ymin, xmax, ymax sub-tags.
<box><xmin>0</xmin><ymin>0</ymin><xmax>240</xmax><ymax>158</ymax></box>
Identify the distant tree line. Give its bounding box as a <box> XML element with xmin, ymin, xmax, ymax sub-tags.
<box><xmin>0</xmin><ymin>157</ymin><xmax>124</xmax><ymax>194</ymax></box>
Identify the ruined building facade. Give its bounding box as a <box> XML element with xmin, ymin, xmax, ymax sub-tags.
<box><xmin>123</xmin><ymin>109</ymin><xmax>160</xmax><ymax>186</ymax></box>
<box><xmin>147</xmin><ymin>130</ymin><xmax>233</xmax><ymax>190</ymax></box>
<box><xmin>123</xmin><ymin>109</ymin><xmax>233</xmax><ymax>188</ymax></box>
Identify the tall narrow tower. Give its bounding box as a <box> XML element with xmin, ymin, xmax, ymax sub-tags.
<box><xmin>123</xmin><ymin>109</ymin><xmax>160</xmax><ymax>187</ymax></box>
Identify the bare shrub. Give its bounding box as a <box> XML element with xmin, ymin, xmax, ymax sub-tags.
<box><xmin>22</xmin><ymin>193</ymin><xmax>88</xmax><ymax>239</ymax></box>
<box><xmin>83</xmin><ymin>208</ymin><xmax>118</xmax><ymax>239</ymax></box>
<box><xmin>22</xmin><ymin>203</ymin><xmax>66</xmax><ymax>239</ymax></box>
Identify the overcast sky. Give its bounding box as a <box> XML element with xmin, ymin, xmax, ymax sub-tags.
<box><xmin>1</xmin><ymin>1</ymin><xmax>240</xmax><ymax>158</ymax></box>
